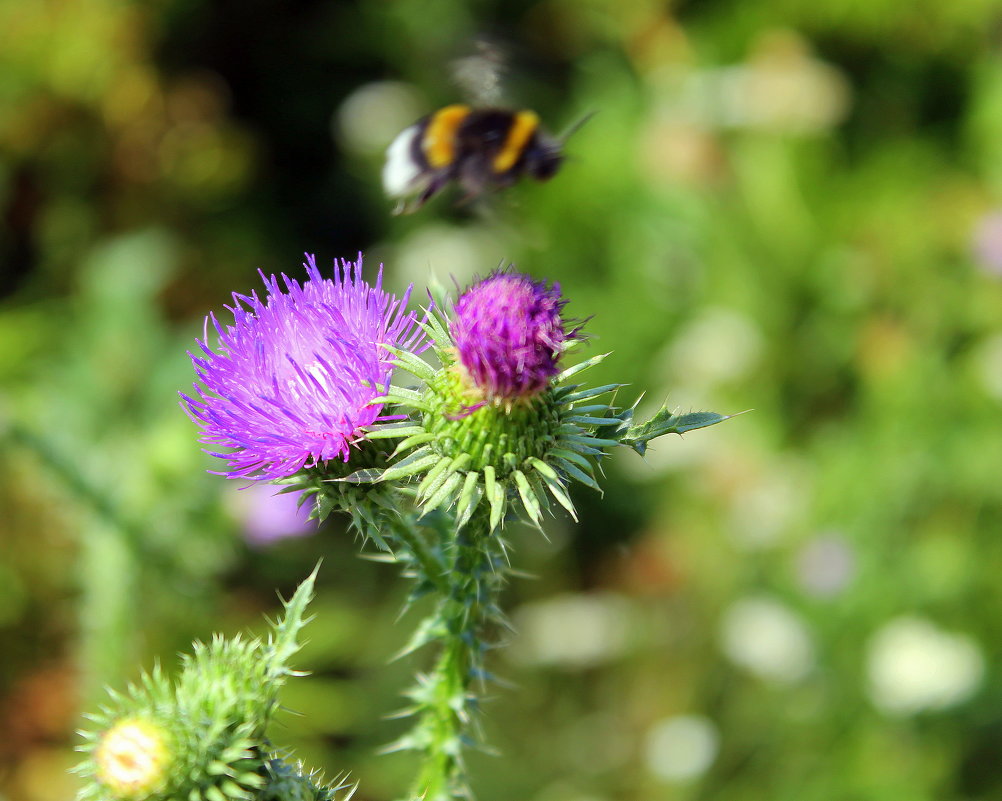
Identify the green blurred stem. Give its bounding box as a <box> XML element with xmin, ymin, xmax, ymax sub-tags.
<box><xmin>5</xmin><ymin>421</ymin><xmax>145</xmax><ymax>697</ymax></box>
<box><xmin>78</xmin><ymin>522</ymin><xmax>136</xmax><ymax>700</ymax></box>
<box><xmin>6</xmin><ymin>422</ymin><xmax>151</xmax><ymax>553</ymax></box>
<box><xmin>407</xmin><ymin>505</ymin><xmax>504</xmax><ymax>801</ymax></box>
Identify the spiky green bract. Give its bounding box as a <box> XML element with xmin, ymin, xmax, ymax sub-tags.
<box><xmin>75</xmin><ymin>568</ymin><xmax>352</xmax><ymax>801</ymax></box>
<box><xmin>375</xmin><ymin>336</ymin><xmax>623</xmax><ymax>533</ymax></box>
<box><xmin>290</xmin><ymin>450</ymin><xmax>450</xmax><ymax>603</ymax></box>
<box><xmin>258</xmin><ymin>760</ymin><xmax>357</xmax><ymax>801</ymax></box>
<box><xmin>286</xmin><ymin>442</ymin><xmax>404</xmax><ymax>551</ymax></box>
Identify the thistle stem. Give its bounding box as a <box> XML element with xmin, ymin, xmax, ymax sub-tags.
<box><xmin>387</xmin><ymin>514</ymin><xmax>449</xmax><ymax>594</ymax></box>
<box><xmin>406</xmin><ymin>506</ymin><xmax>506</xmax><ymax>801</ymax></box>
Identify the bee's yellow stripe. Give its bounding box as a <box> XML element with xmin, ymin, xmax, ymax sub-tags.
<box><xmin>493</xmin><ymin>110</ymin><xmax>539</xmax><ymax>173</ymax></box>
<box><xmin>423</xmin><ymin>105</ymin><xmax>470</xmax><ymax>169</ymax></box>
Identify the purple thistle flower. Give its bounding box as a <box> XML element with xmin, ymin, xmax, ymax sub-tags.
<box><xmin>449</xmin><ymin>270</ymin><xmax>576</xmax><ymax>401</ymax></box>
<box><xmin>228</xmin><ymin>484</ymin><xmax>316</xmax><ymax>547</ymax></box>
<box><xmin>181</xmin><ymin>254</ymin><xmax>424</xmax><ymax>479</ymax></box>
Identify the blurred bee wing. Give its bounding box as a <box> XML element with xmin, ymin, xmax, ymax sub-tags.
<box><xmin>451</xmin><ymin>40</ymin><xmax>507</xmax><ymax>106</ymax></box>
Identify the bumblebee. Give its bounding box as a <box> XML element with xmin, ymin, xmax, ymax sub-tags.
<box><xmin>382</xmin><ymin>104</ymin><xmax>569</xmax><ymax>215</ymax></box>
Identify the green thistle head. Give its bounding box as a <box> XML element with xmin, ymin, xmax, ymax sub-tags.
<box><xmin>369</xmin><ymin>269</ymin><xmax>623</xmax><ymax>532</ymax></box>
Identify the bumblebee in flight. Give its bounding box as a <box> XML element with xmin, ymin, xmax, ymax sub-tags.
<box><xmin>382</xmin><ymin>104</ymin><xmax>575</xmax><ymax>215</ymax></box>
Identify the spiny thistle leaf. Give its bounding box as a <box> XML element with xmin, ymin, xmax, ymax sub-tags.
<box><xmin>391</xmin><ymin>431</ymin><xmax>437</xmax><ymax>456</ymax></box>
<box><xmin>482</xmin><ymin>466</ymin><xmax>504</xmax><ymax>531</ymax></box>
<box><xmin>415</xmin><ymin>306</ymin><xmax>451</xmax><ymax>348</ymax></box>
<box><xmin>621</xmin><ymin>408</ymin><xmax>733</xmax><ymax>456</ymax></box>
<box><xmin>259</xmin><ymin>759</ymin><xmax>357</xmax><ymax>801</ymax></box>
<box><xmin>416</xmin><ymin>456</ymin><xmax>456</xmax><ymax>500</ymax></box>
<box><xmin>552</xmin><ymin>457</ymin><xmax>601</xmax><ymax>492</ymax></box>
<box><xmin>333</xmin><ymin>468</ymin><xmax>383</xmax><ymax>484</ymax></box>
<box><xmin>456</xmin><ymin>471</ymin><xmax>482</xmax><ymax>524</ymax></box>
<box><xmin>267</xmin><ymin>563</ymin><xmax>319</xmax><ymax>678</ymax></box>
<box><xmin>377</xmin><ymin>385</ymin><xmax>431</xmax><ymax>410</ymax></box>
<box><xmin>549</xmin><ymin>447</ymin><xmax>596</xmax><ymax>475</ymax></box>
<box><xmin>526</xmin><ymin>457</ymin><xmax>558</xmax><ymax>482</ymax></box>
<box><xmin>393</xmin><ymin>615</ymin><xmax>450</xmax><ymax>661</ymax></box>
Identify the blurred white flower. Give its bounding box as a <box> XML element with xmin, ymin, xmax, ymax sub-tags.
<box><xmin>866</xmin><ymin>617</ymin><xmax>984</xmax><ymax>715</ymax></box>
<box><xmin>795</xmin><ymin>533</ymin><xmax>856</xmax><ymax>598</ymax></box>
<box><xmin>971</xmin><ymin>210</ymin><xmax>1002</xmax><ymax>277</ymax></box>
<box><xmin>334</xmin><ymin>81</ymin><xmax>423</xmax><ymax>155</ymax></box>
<box><xmin>510</xmin><ymin>593</ymin><xmax>632</xmax><ymax>669</ymax></box>
<box><xmin>392</xmin><ymin>223</ymin><xmax>503</xmax><ymax>292</ymax></box>
<box><xmin>726</xmin><ymin>30</ymin><xmax>851</xmax><ymax>133</ymax></box>
<box><xmin>647</xmin><ymin>30</ymin><xmax>850</xmax><ymax>135</ymax></box>
<box><xmin>644</xmin><ymin>715</ymin><xmax>719</xmax><ymax>783</ymax></box>
<box><xmin>720</xmin><ymin>596</ymin><xmax>814</xmax><ymax>683</ymax></box>
<box><xmin>667</xmin><ymin>307</ymin><xmax>764</xmax><ymax>388</ymax></box>
<box><xmin>726</xmin><ymin>462</ymin><xmax>810</xmax><ymax>550</ymax></box>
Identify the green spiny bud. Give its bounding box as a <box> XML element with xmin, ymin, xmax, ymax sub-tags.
<box><xmin>76</xmin><ymin>569</ymin><xmax>325</xmax><ymax>801</ymax></box>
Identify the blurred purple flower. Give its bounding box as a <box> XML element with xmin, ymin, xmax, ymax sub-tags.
<box><xmin>971</xmin><ymin>211</ymin><xmax>1002</xmax><ymax>277</ymax></box>
<box><xmin>230</xmin><ymin>484</ymin><xmax>315</xmax><ymax>546</ymax></box>
<box><xmin>181</xmin><ymin>254</ymin><xmax>424</xmax><ymax>479</ymax></box>
<box><xmin>449</xmin><ymin>270</ymin><xmax>577</xmax><ymax>401</ymax></box>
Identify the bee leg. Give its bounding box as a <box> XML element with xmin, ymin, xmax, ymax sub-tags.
<box><xmin>394</xmin><ymin>174</ymin><xmax>451</xmax><ymax>215</ymax></box>
<box><xmin>455</xmin><ymin>189</ymin><xmax>483</xmax><ymax>207</ymax></box>
<box><xmin>455</xmin><ymin>159</ymin><xmax>492</xmax><ymax>207</ymax></box>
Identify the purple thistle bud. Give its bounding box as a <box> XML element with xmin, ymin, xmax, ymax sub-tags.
<box><xmin>449</xmin><ymin>270</ymin><xmax>576</xmax><ymax>402</ymax></box>
<box><xmin>181</xmin><ymin>254</ymin><xmax>425</xmax><ymax>480</ymax></box>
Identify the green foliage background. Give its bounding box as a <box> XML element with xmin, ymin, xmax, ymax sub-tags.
<box><xmin>2</xmin><ymin>0</ymin><xmax>1001</xmax><ymax>799</ymax></box>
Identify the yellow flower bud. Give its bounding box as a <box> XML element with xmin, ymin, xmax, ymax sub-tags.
<box><xmin>95</xmin><ymin>718</ymin><xmax>169</xmax><ymax>797</ymax></box>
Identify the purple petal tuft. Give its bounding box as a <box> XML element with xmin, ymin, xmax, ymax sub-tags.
<box><xmin>449</xmin><ymin>270</ymin><xmax>576</xmax><ymax>401</ymax></box>
<box><xmin>181</xmin><ymin>253</ymin><xmax>425</xmax><ymax>479</ymax></box>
